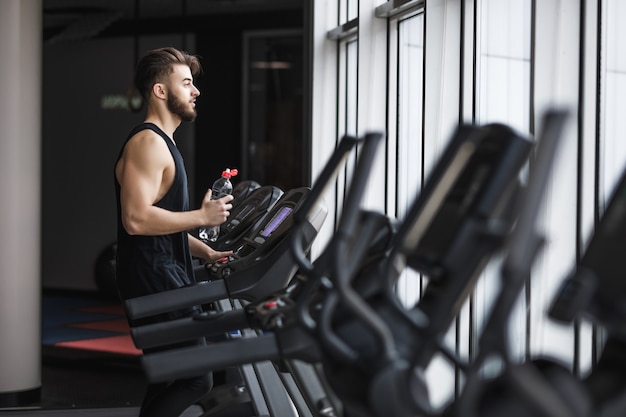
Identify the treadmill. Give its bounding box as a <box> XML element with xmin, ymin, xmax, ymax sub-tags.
<box><xmin>125</xmin><ymin>133</ymin><xmax>364</xmax><ymax>417</ymax></box>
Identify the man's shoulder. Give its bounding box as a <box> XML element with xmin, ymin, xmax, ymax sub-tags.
<box><xmin>127</xmin><ymin>126</ymin><xmax>167</xmax><ymax>149</ymax></box>
<box><xmin>121</xmin><ymin>128</ymin><xmax>172</xmax><ymax>166</ymax></box>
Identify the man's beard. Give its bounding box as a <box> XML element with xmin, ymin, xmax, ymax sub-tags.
<box><xmin>167</xmin><ymin>93</ymin><xmax>196</xmax><ymax>122</ymax></box>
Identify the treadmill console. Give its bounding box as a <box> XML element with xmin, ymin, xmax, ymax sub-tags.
<box><xmin>212</xmin><ymin>185</ymin><xmax>284</xmax><ymax>252</ymax></box>
<box><xmin>209</xmin><ymin>187</ymin><xmax>311</xmax><ymax>279</ymax></box>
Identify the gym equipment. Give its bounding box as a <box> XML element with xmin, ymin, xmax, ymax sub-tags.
<box><xmin>124</xmin><ymin>185</ymin><xmax>327</xmax><ymax>326</ymax></box>
<box><xmin>550</xmin><ymin>162</ymin><xmax>626</xmax><ymax>330</ymax></box>
<box><xmin>309</xmin><ymin>122</ymin><xmax>533</xmax><ymax>417</ymax></box>
<box><xmin>131</xmin><ymin>209</ymin><xmax>396</xmax><ymax>350</ymax></box>
<box><xmin>207</xmin><ymin>184</ymin><xmax>284</xmax><ymax>253</ymax></box>
<box><xmin>129</xmin><ymin>133</ymin><xmax>365</xmax><ymax>417</ymax></box>
<box><xmin>125</xmin><ymin>131</ymin><xmax>362</xmax><ymax>340</ymax></box>
<box><xmin>545</xmin><ymin>145</ymin><xmax>626</xmax><ymax>417</ymax></box>
<box><xmin>195</xmin><ymin>297</ymin><xmax>318</xmax><ymax>417</ymax></box>
<box><xmin>231</xmin><ymin>179</ymin><xmax>262</xmax><ymax>208</ymax></box>
<box><xmin>138</xmin><ymin>131</ymin><xmax>382</xmax><ymax>417</ymax></box>
<box><xmin>139</xmin><ymin>123</ymin><xmax>533</xmax><ymax>417</ymax></box>
<box><xmin>208</xmin><ymin>186</ymin><xmax>316</xmax><ymax>279</ymax></box>
<box><xmin>131</xmin><ymin>131</ymin><xmax>384</xmax><ymax>350</ymax></box>
<box><xmin>193</xmin><ymin>179</ymin><xmax>261</xmax><ymax>245</ymax></box>
<box><xmin>123</xmin><ymin>132</ymin><xmax>367</xmax><ymax>326</ymax></box>
<box><xmin>441</xmin><ymin>110</ymin><xmax>575</xmax><ymax>417</ymax></box>
<box><xmin>433</xmin><ymin>110</ymin><xmax>626</xmax><ymax>417</ymax></box>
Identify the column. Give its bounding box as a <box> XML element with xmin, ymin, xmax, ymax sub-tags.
<box><xmin>0</xmin><ymin>0</ymin><xmax>42</xmax><ymax>408</ymax></box>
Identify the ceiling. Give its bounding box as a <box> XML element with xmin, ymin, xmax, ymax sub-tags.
<box><xmin>43</xmin><ymin>0</ymin><xmax>303</xmax><ymax>43</ymax></box>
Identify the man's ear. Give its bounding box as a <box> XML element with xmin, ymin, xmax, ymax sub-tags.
<box><xmin>152</xmin><ymin>83</ymin><xmax>167</xmax><ymax>100</ymax></box>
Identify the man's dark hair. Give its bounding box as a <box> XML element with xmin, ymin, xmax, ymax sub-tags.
<box><xmin>134</xmin><ymin>47</ymin><xmax>202</xmax><ymax>100</ymax></box>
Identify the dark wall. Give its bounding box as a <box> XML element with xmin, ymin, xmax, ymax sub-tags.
<box><xmin>194</xmin><ymin>33</ymin><xmax>243</xmax><ymax>205</ymax></box>
<box><xmin>43</xmin><ymin>37</ymin><xmax>136</xmax><ymax>292</ymax></box>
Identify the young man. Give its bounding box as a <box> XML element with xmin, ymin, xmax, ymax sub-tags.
<box><xmin>114</xmin><ymin>47</ymin><xmax>233</xmax><ymax>416</ymax></box>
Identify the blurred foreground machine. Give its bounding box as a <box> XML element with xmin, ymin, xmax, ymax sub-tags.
<box><xmin>140</xmin><ymin>122</ymin><xmax>535</xmax><ymax>417</ymax></box>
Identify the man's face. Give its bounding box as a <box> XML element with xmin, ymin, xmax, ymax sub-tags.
<box><xmin>166</xmin><ymin>64</ymin><xmax>200</xmax><ymax>122</ymax></box>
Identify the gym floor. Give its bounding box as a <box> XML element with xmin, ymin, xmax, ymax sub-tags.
<box><xmin>5</xmin><ymin>291</ymin><xmax>220</xmax><ymax>417</ymax></box>
<box><xmin>40</xmin><ymin>345</ymin><xmax>145</xmax><ymax>409</ymax></box>
<box><xmin>6</xmin><ymin>291</ymin><xmax>148</xmax><ymax>416</ymax></box>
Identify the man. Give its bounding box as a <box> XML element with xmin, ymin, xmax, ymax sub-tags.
<box><xmin>114</xmin><ymin>47</ymin><xmax>232</xmax><ymax>417</ymax></box>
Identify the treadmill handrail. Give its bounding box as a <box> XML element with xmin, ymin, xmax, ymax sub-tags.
<box><xmin>142</xmin><ymin>333</ymin><xmax>281</xmax><ymax>383</ymax></box>
<box><xmin>131</xmin><ymin>308</ymin><xmax>251</xmax><ymax>349</ymax></box>
<box><xmin>291</xmin><ymin>134</ymin><xmax>363</xmax><ymax>274</ymax></box>
<box><xmin>124</xmin><ymin>280</ymin><xmax>228</xmax><ymax>321</ymax></box>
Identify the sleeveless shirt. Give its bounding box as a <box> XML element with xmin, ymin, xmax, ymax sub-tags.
<box><xmin>114</xmin><ymin>123</ymin><xmax>196</xmax><ymax>322</ymax></box>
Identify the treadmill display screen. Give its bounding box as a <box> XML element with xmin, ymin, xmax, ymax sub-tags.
<box><xmin>260</xmin><ymin>207</ymin><xmax>292</xmax><ymax>238</ymax></box>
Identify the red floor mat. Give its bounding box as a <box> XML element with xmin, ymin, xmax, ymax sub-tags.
<box><xmin>43</xmin><ymin>294</ymin><xmax>141</xmax><ymax>357</ymax></box>
<box><xmin>56</xmin><ymin>335</ymin><xmax>142</xmax><ymax>356</ymax></box>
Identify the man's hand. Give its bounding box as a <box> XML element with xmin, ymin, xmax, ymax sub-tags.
<box><xmin>200</xmin><ymin>189</ymin><xmax>234</xmax><ymax>227</ymax></box>
<box><xmin>203</xmin><ymin>246</ymin><xmax>234</xmax><ymax>264</ymax></box>
<box><xmin>188</xmin><ymin>233</ymin><xmax>233</xmax><ymax>263</ymax></box>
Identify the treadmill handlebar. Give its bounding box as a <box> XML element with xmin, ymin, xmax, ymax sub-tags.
<box><xmin>293</xmin><ymin>134</ymin><xmax>362</xmax><ymax>226</ymax></box>
<box><xmin>124</xmin><ymin>280</ymin><xmax>229</xmax><ymax>320</ymax></box>
<box><xmin>141</xmin><ymin>333</ymin><xmax>281</xmax><ymax>383</ymax></box>
<box><xmin>336</xmin><ymin>132</ymin><xmax>384</xmax><ymax>238</ymax></box>
<box><xmin>291</xmin><ymin>132</ymin><xmax>383</xmax><ymax>275</ymax></box>
<box><xmin>131</xmin><ymin>308</ymin><xmax>251</xmax><ymax>349</ymax></box>
<box><xmin>291</xmin><ymin>134</ymin><xmax>363</xmax><ymax>274</ymax></box>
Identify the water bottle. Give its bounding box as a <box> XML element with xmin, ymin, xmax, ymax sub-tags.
<box><xmin>198</xmin><ymin>168</ymin><xmax>238</xmax><ymax>243</ymax></box>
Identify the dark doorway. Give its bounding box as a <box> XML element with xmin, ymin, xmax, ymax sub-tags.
<box><xmin>242</xmin><ymin>30</ymin><xmax>305</xmax><ymax>192</ymax></box>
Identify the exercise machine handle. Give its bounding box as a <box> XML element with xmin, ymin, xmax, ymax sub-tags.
<box><xmin>478</xmin><ymin>109</ymin><xmax>569</xmax><ymax>364</ymax></box>
<box><xmin>142</xmin><ymin>333</ymin><xmax>281</xmax><ymax>383</ymax></box>
<box><xmin>291</xmin><ymin>134</ymin><xmax>363</xmax><ymax>273</ymax></box>
<box><xmin>124</xmin><ymin>280</ymin><xmax>229</xmax><ymax>320</ymax></box>
<box><xmin>131</xmin><ymin>308</ymin><xmax>251</xmax><ymax>349</ymax></box>
<box><xmin>293</xmin><ymin>134</ymin><xmax>362</xmax><ymax>226</ymax></box>
<box><xmin>320</xmin><ymin>131</ymin><xmax>396</xmax><ymax>363</ymax></box>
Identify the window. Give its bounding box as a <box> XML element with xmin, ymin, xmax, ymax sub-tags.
<box><xmin>601</xmin><ymin>0</ymin><xmax>626</xmax><ymax>198</ymax></box>
<box><xmin>476</xmin><ymin>0</ymin><xmax>531</xmax><ymax>130</ymax></box>
<box><xmin>473</xmin><ymin>0</ymin><xmax>532</xmax><ymax>363</ymax></box>
<box><xmin>393</xmin><ymin>11</ymin><xmax>425</xmax><ymax>308</ymax></box>
<box><xmin>311</xmin><ymin>0</ymin><xmax>626</xmax><ymax>403</ymax></box>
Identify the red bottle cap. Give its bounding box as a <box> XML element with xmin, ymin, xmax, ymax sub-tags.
<box><xmin>222</xmin><ymin>168</ymin><xmax>238</xmax><ymax>178</ymax></box>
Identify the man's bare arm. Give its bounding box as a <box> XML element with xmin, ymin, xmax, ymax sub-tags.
<box><xmin>116</xmin><ymin>131</ymin><xmax>232</xmax><ymax>236</ymax></box>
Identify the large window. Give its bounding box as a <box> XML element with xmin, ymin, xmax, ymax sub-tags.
<box><xmin>312</xmin><ymin>0</ymin><xmax>626</xmax><ymax>403</ymax></box>
<box><xmin>388</xmin><ymin>11</ymin><xmax>425</xmax><ymax>309</ymax></box>
<box><xmin>601</xmin><ymin>0</ymin><xmax>626</xmax><ymax>198</ymax></box>
<box><xmin>473</xmin><ymin>0</ymin><xmax>532</xmax><ymax>363</ymax></box>
<box><xmin>476</xmin><ymin>0</ymin><xmax>531</xmax><ymax>130</ymax></box>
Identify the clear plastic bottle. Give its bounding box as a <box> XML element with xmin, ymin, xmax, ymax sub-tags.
<box><xmin>198</xmin><ymin>168</ymin><xmax>238</xmax><ymax>243</ymax></box>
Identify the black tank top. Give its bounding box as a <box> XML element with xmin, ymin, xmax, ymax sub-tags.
<box><xmin>114</xmin><ymin>123</ymin><xmax>196</xmax><ymax>322</ymax></box>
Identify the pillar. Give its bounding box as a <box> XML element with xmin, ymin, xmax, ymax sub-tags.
<box><xmin>0</xmin><ymin>0</ymin><xmax>42</xmax><ymax>408</ymax></box>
